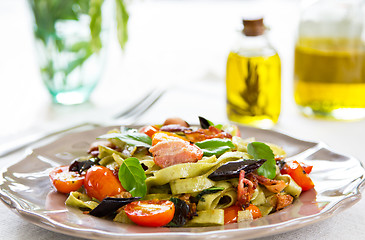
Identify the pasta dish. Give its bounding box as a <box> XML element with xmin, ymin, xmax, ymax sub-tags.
<box><xmin>49</xmin><ymin>117</ymin><xmax>314</xmax><ymax>227</ymax></box>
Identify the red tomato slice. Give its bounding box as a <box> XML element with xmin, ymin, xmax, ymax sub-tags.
<box><xmin>124</xmin><ymin>200</ymin><xmax>175</xmax><ymax>227</ymax></box>
<box><xmin>281</xmin><ymin>160</ymin><xmax>314</xmax><ymax>191</ymax></box>
<box><xmin>139</xmin><ymin>125</ymin><xmax>159</xmax><ymax>138</ymax></box>
<box><xmin>246</xmin><ymin>204</ymin><xmax>262</xmax><ymax>219</ymax></box>
<box><xmin>300</xmin><ymin>162</ymin><xmax>313</xmax><ymax>174</ymax></box>
<box><xmin>49</xmin><ymin>166</ymin><xmax>84</xmax><ymax>194</ymax></box>
<box><xmin>224</xmin><ymin>205</ymin><xmax>241</xmax><ymax>224</ymax></box>
<box><xmin>84</xmin><ymin>165</ymin><xmax>124</xmax><ymax>201</ymax></box>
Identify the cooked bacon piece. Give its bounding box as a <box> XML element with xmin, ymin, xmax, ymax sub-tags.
<box><xmin>88</xmin><ymin>140</ymin><xmax>115</xmax><ymax>153</ymax></box>
<box><xmin>159</xmin><ymin>124</ymin><xmax>191</xmax><ymax>133</ymax></box>
<box><xmin>163</xmin><ymin>117</ymin><xmax>190</xmax><ymax>127</ymax></box>
<box><xmin>184</xmin><ymin>126</ymin><xmax>232</xmax><ymax>143</ymax></box>
<box><xmin>149</xmin><ymin>139</ymin><xmax>203</xmax><ymax>168</ymax></box>
<box><xmin>250</xmin><ymin>173</ymin><xmax>287</xmax><ymax>193</ymax></box>
<box><xmin>237</xmin><ymin>170</ymin><xmax>256</xmax><ymax>208</ymax></box>
<box><xmin>114</xmin><ymin>192</ymin><xmax>133</xmax><ymax>198</ymax></box>
<box><xmin>275</xmin><ymin>194</ymin><xmax>293</xmax><ymax>211</ymax></box>
<box><xmin>88</xmin><ymin>140</ymin><xmax>116</xmax><ymax>157</ymax></box>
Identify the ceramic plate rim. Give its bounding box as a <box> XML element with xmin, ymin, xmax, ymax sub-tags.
<box><xmin>0</xmin><ymin>125</ymin><xmax>364</xmax><ymax>239</ymax></box>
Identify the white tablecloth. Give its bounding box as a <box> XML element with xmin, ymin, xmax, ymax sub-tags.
<box><xmin>1</xmin><ymin>0</ymin><xmax>364</xmax><ymax>239</ymax></box>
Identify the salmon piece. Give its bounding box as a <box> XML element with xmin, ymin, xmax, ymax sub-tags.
<box><xmin>149</xmin><ymin>139</ymin><xmax>203</xmax><ymax>168</ymax></box>
<box><xmin>151</xmin><ymin>132</ymin><xmax>187</xmax><ymax>146</ymax></box>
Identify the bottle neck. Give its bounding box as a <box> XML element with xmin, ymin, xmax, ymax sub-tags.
<box><xmin>233</xmin><ymin>32</ymin><xmax>276</xmax><ymax>57</ymax></box>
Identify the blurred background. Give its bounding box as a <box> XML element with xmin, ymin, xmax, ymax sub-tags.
<box><xmin>1</xmin><ymin>1</ymin><xmax>365</xmax><ymax>239</ymax></box>
<box><xmin>0</xmin><ymin>0</ymin><xmax>300</xmax><ymax>137</ymax></box>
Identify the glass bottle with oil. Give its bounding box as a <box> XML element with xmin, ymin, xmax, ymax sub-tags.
<box><xmin>294</xmin><ymin>0</ymin><xmax>365</xmax><ymax>120</ymax></box>
<box><xmin>226</xmin><ymin>18</ymin><xmax>281</xmax><ymax>128</ymax></box>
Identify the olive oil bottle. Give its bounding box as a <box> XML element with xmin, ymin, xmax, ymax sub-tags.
<box><xmin>226</xmin><ymin>18</ymin><xmax>281</xmax><ymax>128</ymax></box>
<box><xmin>294</xmin><ymin>38</ymin><xmax>365</xmax><ymax>119</ymax></box>
<box><xmin>294</xmin><ymin>0</ymin><xmax>365</xmax><ymax>120</ymax></box>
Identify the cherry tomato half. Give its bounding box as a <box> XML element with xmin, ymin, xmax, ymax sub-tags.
<box><xmin>281</xmin><ymin>160</ymin><xmax>314</xmax><ymax>191</ymax></box>
<box><xmin>139</xmin><ymin>125</ymin><xmax>159</xmax><ymax>138</ymax></box>
<box><xmin>224</xmin><ymin>205</ymin><xmax>241</xmax><ymax>224</ymax></box>
<box><xmin>246</xmin><ymin>204</ymin><xmax>262</xmax><ymax>219</ymax></box>
<box><xmin>300</xmin><ymin>162</ymin><xmax>313</xmax><ymax>174</ymax></box>
<box><xmin>124</xmin><ymin>200</ymin><xmax>175</xmax><ymax>227</ymax></box>
<box><xmin>84</xmin><ymin>165</ymin><xmax>124</xmax><ymax>201</ymax></box>
<box><xmin>49</xmin><ymin>166</ymin><xmax>84</xmax><ymax>194</ymax></box>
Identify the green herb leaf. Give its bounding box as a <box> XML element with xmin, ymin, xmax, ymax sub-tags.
<box><xmin>198</xmin><ymin>116</ymin><xmax>222</xmax><ymax>130</ymax></box>
<box><xmin>247</xmin><ymin>142</ymin><xmax>276</xmax><ymax>179</ymax></box>
<box><xmin>97</xmin><ymin>132</ymin><xmax>152</xmax><ymax>148</ymax></box>
<box><xmin>118</xmin><ymin>157</ymin><xmax>147</xmax><ymax>197</ymax></box>
<box><xmin>214</xmin><ymin>124</ymin><xmax>223</xmax><ymax>130</ymax></box>
<box><xmin>195</xmin><ymin>139</ymin><xmax>235</xmax><ymax>156</ymax></box>
<box><xmin>89</xmin><ymin>0</ymin><xmax>104</xmax><ymax>52</ymax></box>
<box><xmin>195</xmin><ymin>187</ymin><xmax>225</xmax><ymax>202</ymax></box>
<box><xmin>115</xmin><ymin>0</ymin><xmax>129</xmax><ymax>50</ymax></box>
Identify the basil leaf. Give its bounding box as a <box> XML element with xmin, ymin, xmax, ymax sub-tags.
<box><xmin>198</xmin><ymin>116</ymin><xmax>222</xmax><ymax>130</ymax></box>
<box><xmin>118</xmin><ymin>157</ymin><xmax>147</xmax><ymax>197</ymax></box>
<box><xmin>195</xmin><ymin>139</ymin><xmax>235</xmax><ymax>156</ymax></box>
<box><xmin>98</xmin><ymin>132</ymin><xmax>152</xmax><ymax>148</ymax></box>
<box><xmin>215</xmin><ymin>124</ymin><xmax>223</xmax><ymax>130</ymax></box>
<box><xmin>247</xmin><ymin>142</ymin><xmax>276</xmax><ymax>179</ymax></box>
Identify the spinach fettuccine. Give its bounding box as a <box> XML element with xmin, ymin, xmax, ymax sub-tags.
<box><xmin>49</xmin><ymin>117</ymin><xmax>314</xmax><ymax>227</ymax></box>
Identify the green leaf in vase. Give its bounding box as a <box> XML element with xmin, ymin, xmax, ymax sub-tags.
<box><xmin>115</xmin><ymin>0</ymin><xmax>129</xmax><ymax>49</ymax></box>
<box><xmin>89</xmin><ymin>0</ymin><xmax>104</xmax><ymax>52</ymax></box>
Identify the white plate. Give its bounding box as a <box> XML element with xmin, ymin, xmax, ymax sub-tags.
<box><xmin>0</xmin><ymin>125</ymin><xmax>364</xmax><ymax>239</ymax></box>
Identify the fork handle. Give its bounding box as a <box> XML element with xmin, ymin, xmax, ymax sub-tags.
<box><xmin>0</xmin><ymin>122</ymin><xmax>95</xmax><ymax>157</ymax></box>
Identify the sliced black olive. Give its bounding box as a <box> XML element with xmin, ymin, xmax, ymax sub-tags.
<box><xmin>208</xmin><ymin>159</ymin><xmax>266</xmax><ymax>181</ymax></box>
<box><xmin>89</xmin><ymin>197</ymin><xmax>141</xmax><ymax>218</ymax></box>
<box><xmin>276</xmin><ymin>159</ymin><xmax>286</xmax><ymax>170</ymax></box>
<box><xmin>198</xmin><ymin>116</ymin><xmax>211</xmax><ymax>129</ymax></box>
<box><xmin>140</xmin><ymin>162</ymin><xmax>148</xmax><ymax>171</ymax></box>
<box><xmin>166</xmin><ymin>198</ymin><xmax>190</xmax><ymax>227</ymax></box>
<box><xmin>69</xmin><ymin>158</ymin><xmax>99</xmax><ymax>174</ymax></box>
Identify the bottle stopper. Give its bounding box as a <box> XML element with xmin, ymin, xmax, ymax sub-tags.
<box><xmin>243</xmin><ymin>18</ymin><xmax>265</xmax><ymax>36</ymax></box>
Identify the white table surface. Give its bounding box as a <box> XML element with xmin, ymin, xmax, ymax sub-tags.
<box><xmin>1</xmin><ymin>0</ymin><xmax>365</xmax><ymax>239</ymax></box>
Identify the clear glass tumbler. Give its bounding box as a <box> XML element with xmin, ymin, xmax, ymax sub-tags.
<box><xmin>28</xmin><ymin>0</ymin><xmax>110</xmax><ymax>105</ymax></box>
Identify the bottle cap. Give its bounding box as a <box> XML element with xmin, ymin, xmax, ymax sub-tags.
<box><xmin>242</xmin><ymin>18</ymin><xmax>265</xmax><ymax>36</ymax></box>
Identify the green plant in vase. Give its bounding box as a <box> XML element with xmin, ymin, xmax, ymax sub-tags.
<box><xmin>29</xmin><ymin>0</ymin><xmax>129</xmax><ymax>105</ymax></box>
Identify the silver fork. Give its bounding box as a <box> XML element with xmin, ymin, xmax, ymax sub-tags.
<box><xmin>0</xmin><ymin>88</ymin><xmax>166</xmax><ymax>157</ymax></box>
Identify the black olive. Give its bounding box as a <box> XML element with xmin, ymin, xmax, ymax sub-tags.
<box><xmin>208</xmin><ymin>159</ymin><xmax>266</xmax><ymax>181</ymax></box>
